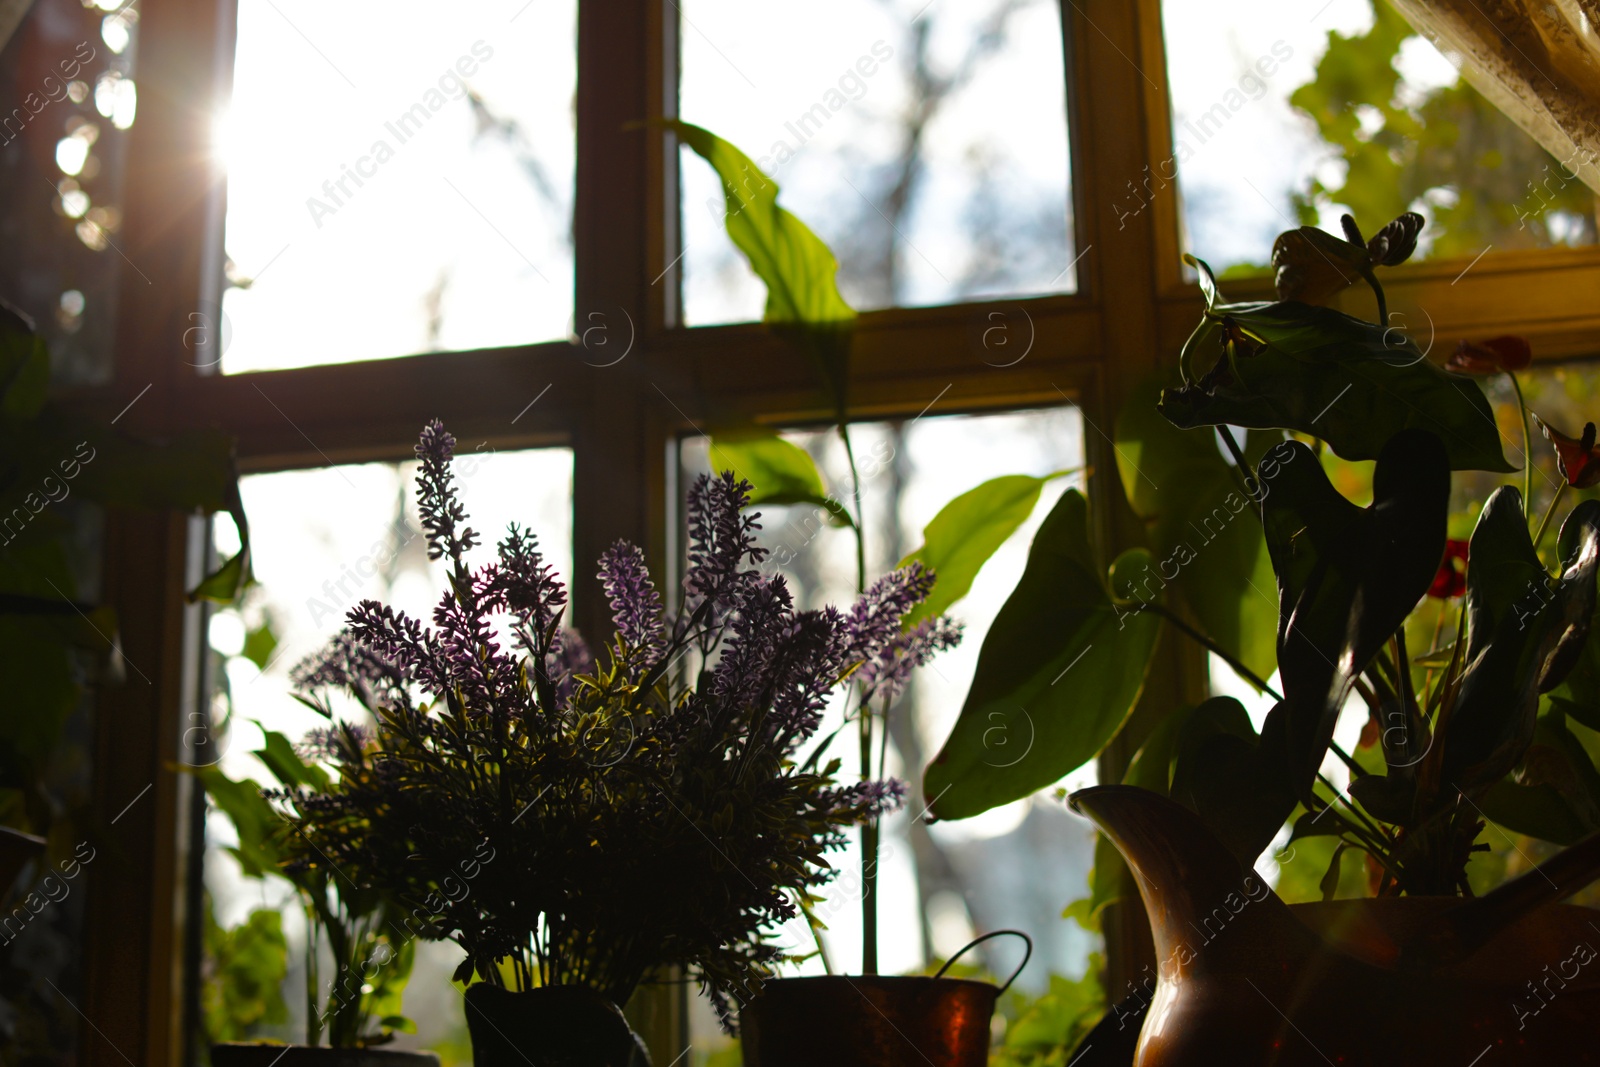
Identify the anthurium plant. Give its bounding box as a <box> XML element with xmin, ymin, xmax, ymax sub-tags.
<box><xmin>275</xmin><ymin>420</ymin><xmax>958</xmax><ymax>1028</ymax></box>
<box><xmin>926</xmin><ymin>210</ymin><xmax>1600</xmax><ymax>908</ymax></box>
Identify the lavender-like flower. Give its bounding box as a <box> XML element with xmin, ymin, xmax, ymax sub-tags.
<box><xmin>826</xmin><ymin>778</ymin><xmax>908</xmax><ymax>822</ymax></box>
<box><xmin>415</xmin><ymin>419</ymin><xmax>479</xmax><ymax>565</ymax></box>
<box><xmin>842</xmin><ymin>563</ymin><xmax>937</xmax><ymax>663</ymax></box>
<box><xmin>598</xmin><ymin>541</ymin><xmax>667</xmax><ymax>671</ymax></box>
<box><xmin>298</xmin><ymin>721</ymin><xmax>375</xmax><ymax>764</ymax></box>
<box><xmin>432</xmin><ymin>586</ymin><xmax>519</xmax><ymax>719</ymax></box>
<box><xmin>683</xmin><ymin>472</ymin><xmax>768</xmax><ymax>623</ymax></box>
<box><xmin>291</xmin><ymin>631</ymin><xmax>413</xmax><ymax>713</ymax></box>
<box><xmin>345</xmin><ymin>600</ymin><xmax>450</xmax><ymax>694</ymax></box>
<box><xmin>711</xmin><ymin>574</ymin><xmax>792</xmax><ymax>706</ymax></box>
<box><xmin>480</xmin><ymin>524</ymin><xmax>567</xmax><ymax>655</ymax></box>
<box><xmin>855</xmin><ymin>615</ymin><xmax>964</xmax><ymax>708</ymax></box>
<box><xmin>543</xmin><ymin>627</ymin><xmax>594</xmax><ymax>705</ymax></box>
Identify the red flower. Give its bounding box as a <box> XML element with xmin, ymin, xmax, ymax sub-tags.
<box><xmin>1428</xmin><ymin>539</ymin><xmax>1470</xmax><ymax>599</ymax></box>
<box><xmin>1536</xmin><ymin>416</ymin><xmax>1600</xmax><ymax>489</ymax></box>
<box><xmin>1446</xmin><ymin>335</ymin><xmax>1533</xmax><ymax>375</ymax></box>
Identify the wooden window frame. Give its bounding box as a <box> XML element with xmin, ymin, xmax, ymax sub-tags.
<box><xmin>65</xmin><ymin>0</ymin><xmax>1600</xmax><ymax>1063</ymax></box>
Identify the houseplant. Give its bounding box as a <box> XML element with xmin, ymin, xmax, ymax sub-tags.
<box><xmin>670</xmin><ymin>119</ymin><xmax>1066</xmax><ymax>1062</ymax></box>
<box><xmin>923</xmin><ymin>211</ymin><xmax>1600</xmax><ymax>1062</ymax></box>
<box><xmin>275</xmin><ymin>419</ymin><xmax>956</xmax><ymax>1066</ymax></box>
<box><xmin>197</xmin><ymin>722</ymin><xmax>428</xmax><ymax>1067</ymax></box>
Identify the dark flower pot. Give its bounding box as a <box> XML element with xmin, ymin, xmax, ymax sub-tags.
<box><xmin>739</xmin><ymin>931</ymin><xmax>1030</xmax><ymax>1067</ymax></box>
<box><xmin>209</xmin><ymin>1045</ymin><xmax>438</xmax><ymax>1067</ymax></box>
<box><xmin>463</xmin><ymin>984</ymin><xmax>651</xmax><ymax>1067</ymax></box>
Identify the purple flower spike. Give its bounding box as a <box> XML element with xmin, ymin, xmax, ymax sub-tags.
<box><xmin>827</xmin><ymin>778</ymin><xmax>908</xmax><ymax>822</ymax></box>
<box><xmin>683</xmin><ymin>472</ymin><xmax>768</xmax><ymax>619</ymax></box>
<box><xmin>599</xmin><ymin>541</ymin><xmax>667</xmax><ymax>671</ymax></box>
<box><xmin>481</xmin><ymin>524</ymin><xmax>569</xmax><ymax>653</ymax></box>
<box><xmin>291</xmin><ymin>631</ymin><xmax>413</xmax><ymax>713</ymax></box>
<box><xmin>415</xmin><ymin>419</ymin><xmax>479</xmax><ymax>565</ymax></box>
<box><xmin>843</xmin><ymin>563</ymin><xmax>937</xmax><ymax>661</ymax></box>
<box><xmin>345</xmin><ymin>600</ymin><xmax>450</xmax><ymax>694</ymax></box>
<box><xmin>855</xmin><ymin>614</ymin><xmax>963</xmax><ymax>707</ymax></box>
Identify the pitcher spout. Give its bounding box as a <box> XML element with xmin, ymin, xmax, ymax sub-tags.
<box><xmin>1069</xmin><ymin>785</ymin><xmax>1318</xmax><ymax>981</ymax></box>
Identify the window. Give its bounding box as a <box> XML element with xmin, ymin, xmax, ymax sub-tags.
<box><xmin>677</xmin><ymin>0</ymin><xmax>1076</xmax><ymax>322</ymax></box>
<box><xmin>216</xmin><ymin>0</ymin><xmax>578</xmax><ymax>373</ymax></box>
<box><xmin>40</xmin><ymin>1</ymin><xmax>1600</xmax><ymax>1065</ymax></box>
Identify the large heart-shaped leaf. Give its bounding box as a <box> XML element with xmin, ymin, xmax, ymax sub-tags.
<box><xmin>709</xmin><ymin>430</ymin><xmax>853</xmax><ymax>529</ymax></box>
<box><xmin>899</xmin><ymin>472</ymin><xmax>1073</xmax><ymax>628</ymax></box>
<box><xmin>1160</xmin><ymin>267</ymin><xmax>1510</xmax><ymax>472</ymax></box>
<box><xmin>1168</xmin><ymin>697</ymin><xmax>1297</xmax><ymax>865</ymax></box>
<box><xmin>1115</xmin><ymin>377</ymin><xmax>1280</xmax><ymax>683</ymax></box>
<box><xmin>1439</xmin><ymin>495</ymin><xmax>1600</xmax><ymax>792</ymax></box>
<box><xmin>923</xmin><ymin>490</ymin><xmax>1160</xmax><ymax>820</ymax></box>
<box><xmin>1264</xmin><ymin>429</ymin><xmax>1449</xmax><ymax>798</ymax></box>
<box><xmin>1477</xmin><ymin>706</ymin><xmax>1600</xmax><ymax>845</ymax></box>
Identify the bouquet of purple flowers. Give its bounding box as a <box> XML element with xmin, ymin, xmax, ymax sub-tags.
<box><xmin>276</xmin><ymin>420</ymin><xmax>958</xmax><ymax>1027</ymax></box>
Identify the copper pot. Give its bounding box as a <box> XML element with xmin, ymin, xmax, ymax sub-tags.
<box><xmin>740</xmin><ymin>930</ymin><xmax>1031</xmax><ymax>1067</ymax></box>
<box><xmin>1071</xmin><ymin>785</ymin><xmax>1600</xmax><ymax>1066</ymax></box>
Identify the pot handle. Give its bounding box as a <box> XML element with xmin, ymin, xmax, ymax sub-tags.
<box><xmin>933</xmin><ymin>929</ymin><xmax>1033</xmax><ymax>994</ymax></box>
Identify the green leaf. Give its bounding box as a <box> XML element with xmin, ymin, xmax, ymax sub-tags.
<box><xmin>1161</xmin><ymin>298</ymin><xmax>1512</xmax><ymax>472</ymax></box>
<box><xmin>709</xmin><ymin>430</ymin><xmax>852</xmax><ymax>528</ymax></box>
<box><xmin>1121</xmin><ymin>703</ymin><xmax>1197</xmax><ymax>795</ymax></box>
<box><xmin>1168</xmin><ymin>696</ymin><xmax>1297</xmax><ymax>865</ymax></box>
<box><xmin>900</xmin><ymin>472</ymin><xmax>1074</xmax><ymax>628</ymax></box>
<box><xmin>256</xmin><ymin>727</ymin><xmax>331</xmax><ymax>792</ymax></box>
<box><xmin>1319</xmin><ymin>843</ymin><xmax>1350</xmax><ymax>901</ymax></box>
<box><xmin>203</xmin><ymin>902</ymin><xmax>289</xmax><ymax>1042</ymax></box>
<box><xmin>1115</xmin><ymin>376</ymin><xmax>1279</xmax><ymax>682</ymax></box>
<box><xmin>1441</xmin><ymin>495</ymin><xmax>1600</xmax><ymax>791</ymax></box>
<box><xmin>1264</xmin><ymin>430</ymin><xmax>1449</xmax><ymax>796</ymax></box>
<box><xmin>0</xmin><ymin>306</ymin><xmax>49</xmax><ymax>423</ymax></box>
<box><xmin>190</xmin><ymin>767</ymin><xmax>283</xmax><ymax>879</ymax></box>
<box><xmin>1288</xmin><ymin>805</ymin><xmax>1363</xmax><ymax>842</ymax></box>
<box><xmin>190</xmin><ymin>546</ymin><xmax>251</xmax><ymax>604</ymax></box>
<box><xmin>1477</xmin><ymin>779</ymin><xmax>1593</xmax><ymax>847</ymax></box>
<box><xmin>666</xmin><ymin>120</ymin><xmax>856</xmax><ymax>415</ymax></box>
<box><xmin>1186</xmin><ymin>254</ymin><xmax>1220</xmax><ymax>309</ymax></box>
<box><xmin>923</xmin><ymin>491</ymin><xmax>1161</xmax><ymax>820</ymax></box>
<box><xmin>666</xmin><ymin>121</ymin><xmax>855</xmax><ymax>328</ymax></box>
<box><xmin>240</xmin><ymin>617</ymin><xmax>279</xmax><ymax>671</ymax></box>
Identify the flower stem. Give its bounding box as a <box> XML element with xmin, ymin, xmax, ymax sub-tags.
<box><xmin>838</xmin><ymin>421</ymin><xmax>878</xmax><ymax>975</ymax></box>
<box><xmin>1533</xmin><ymin>480</ymin><xmax>1568</xmax><ymax>554</ymax></box>
<box><xmin>1360</xmin><ymin>266</ymin><xmax>1388</xmax><ymax>328</ymax></box>
<box><xmin>839</xmin><ymin>423</ymin><xmax>867</xmax><ymax>595</ymax></box>
<box><xmin>1508</xmin><ymin>370</ymin><xmax>1533</xmax><ymax>520</ymax></box>
<box><xmin>1140</xmin><ymin>600</ymin><xmax>1282</xmax><ymax>700</ymax></box>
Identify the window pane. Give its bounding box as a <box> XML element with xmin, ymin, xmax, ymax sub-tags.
<box><xmin>200</xmin><ymin>447</ymin><xmax>572</xmax><ymax>1054</ymax></box>
<box><xmin>217</xmin><ymin>2</ymin><xmax>574</xmax><ymax>374</ymax></box>
<box><xmin>677</xmin><ymin>408</ymin><xmax>1096</xmax><ymax>1060</ymax></box>
<box><xmin>1161</xmin><ymin>0</ymin><xmax>1598</xmax><ymax>276</ymax></box>
<box><xmin>679</xmin><ymin>0</ymin><xmax>1075</xmax><ymax>325</ymax></box>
